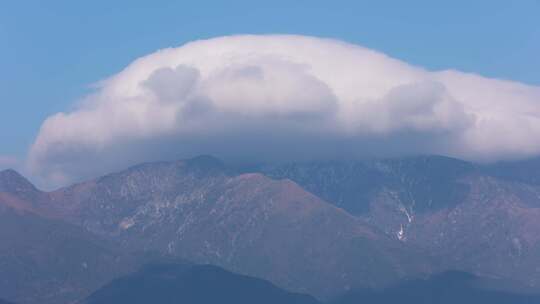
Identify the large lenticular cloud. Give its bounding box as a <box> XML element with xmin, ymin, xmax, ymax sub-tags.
<box><xmin>28</xmin><ymin>35</ymin><xmax>540</xmax><ymax>185</ymax></box>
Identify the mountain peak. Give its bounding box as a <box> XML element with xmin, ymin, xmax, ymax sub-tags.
<box><xmin>0</xmin><ymin>169</ymin><xmax>38</xmax><ymax>194</ymax></box>
<box><xmin>0</xmin><ymin>168</ymin><xmax>21</xmax><ymax>177</ymax></box>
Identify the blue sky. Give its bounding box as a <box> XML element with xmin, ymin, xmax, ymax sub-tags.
<box><xmin>1</xmin><ymin>0</ymin><xmax>539</xmax><ymax>161</ymax></box>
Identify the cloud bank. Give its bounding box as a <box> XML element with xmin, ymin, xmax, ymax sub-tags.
<box><xmin>28</xmin><ymin>35</ymin><xmax>540</xmax><ymax>186</ymax></box>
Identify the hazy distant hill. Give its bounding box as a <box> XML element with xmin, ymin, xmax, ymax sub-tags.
<box><xmin>82</xmin><ymin>265</ymin><xmax>540</xmax><ymax>304</ymax></box>
<box><xmin>82</xmin><ymin>263</ymin><xmax>320</xmax><ymax>304</ymax></box>
<box><xmin>333</xmin><ymin>271</ymin><xmax>540</xmax><ymax>304</ymax></box>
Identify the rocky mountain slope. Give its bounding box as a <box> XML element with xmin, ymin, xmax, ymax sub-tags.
<box><xmin>47</xmin><ymin>156</ymin><xmax>429</xmax><ymax>299</ymax></box>
<box><xmin>0</xmin><ymin>171</ymin><xmax>157</xmax><ymax>304</ymax></box>
<box><xmin>0</xmin><ymin>169</ymin><xmax>48</xmax><ymax>214</ymax></box>
<box><xmin>253</xmin><ymin>156</ymin><xmax>540</xmax><ymax>289</ymax></box>
<box><xmin>249</xmin><ymin>155</ymin><xmax>474</xmax><ymax>217</ymax></box>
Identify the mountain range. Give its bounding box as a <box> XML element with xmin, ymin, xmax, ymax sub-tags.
<box><xmin>2</xmin><ymin>155</ymin><xmax>540</xmax><ymax>303</ymax></box>
<box><xmin>252</xmin><ymin>156</ymin><xmax>540</xmax><ymax>288</ymax></box>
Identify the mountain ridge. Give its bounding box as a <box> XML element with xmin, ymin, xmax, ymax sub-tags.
<box><xmin>45</xmin><ymin>158</ymin><xmax>429</xmax><ymax>298</ymax></box>
<box><xmin>3</xmin><ymin>154</ymin><xmax>540</xmax><ymax>303</ymax></box>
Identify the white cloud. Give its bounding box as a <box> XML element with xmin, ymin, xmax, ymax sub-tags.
<box><xmin>28</xmin><ymin>35</ymin><xmax>540</xmax><ymax>185</ymax></box>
